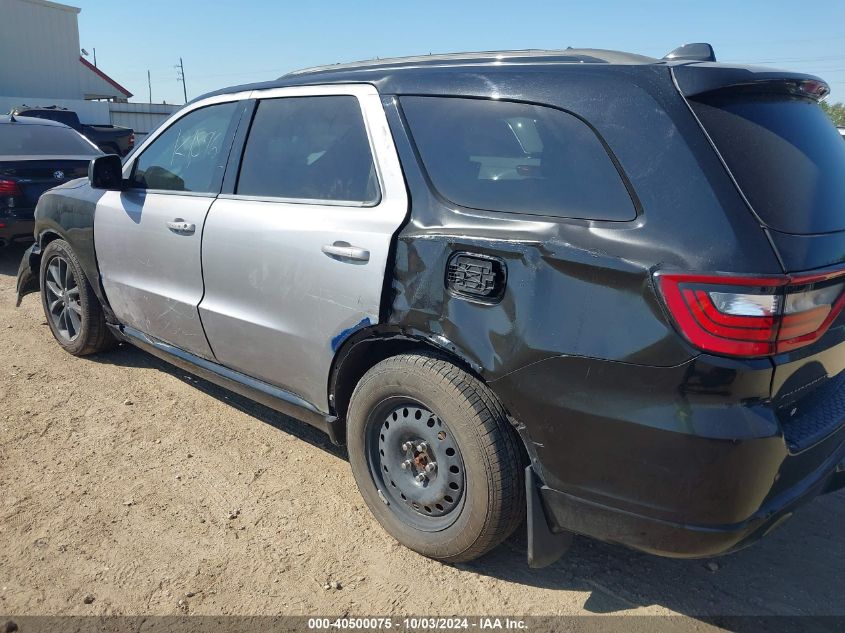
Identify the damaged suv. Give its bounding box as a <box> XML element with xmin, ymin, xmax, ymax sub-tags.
<box><xmin>16</xmin><ymin>44</ymin><xmax>845</xmax><ymax>567</ymax></box>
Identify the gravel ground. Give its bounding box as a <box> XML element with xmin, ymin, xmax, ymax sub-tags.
<box><xmin>1</xmin><ymin>243</ymin><xmax>844</xmax><ymax>627</ymax></box>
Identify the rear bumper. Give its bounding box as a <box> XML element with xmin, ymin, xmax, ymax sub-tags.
<box><xmin>534</xmin><ymin>448</ymin><xmax>845</xmax><ymax>560</ymax></box>
<box><xmin>491</xmin><ymin>352</ymin><xmax>845</xmax><ymax>561</ymax></box>
<box><xmin>0</xmin><ymin>217</ymin><xmax>34</xmax><ymax>246</ymax></box>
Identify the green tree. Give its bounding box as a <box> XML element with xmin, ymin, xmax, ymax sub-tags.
<box><xmin>821</xmin><ymin>101</ymin><xmax>845</xmax><ymax>127</ymax></box>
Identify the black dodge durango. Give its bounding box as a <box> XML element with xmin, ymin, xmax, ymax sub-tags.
<box><xmin>16</xmin><ymin>43</ymin><xmax>845</xmax><ymax>567</ymax></box>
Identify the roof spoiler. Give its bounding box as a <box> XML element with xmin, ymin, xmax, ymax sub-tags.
<box><xmin>663</xmin><ymin>43</ymin><xmax>716</xmax><ymax>62</ymax></box>
<box><xmin>673</xmin><ymin>64</ymin><xmax>830</xmax><ymax>101</ymax></box>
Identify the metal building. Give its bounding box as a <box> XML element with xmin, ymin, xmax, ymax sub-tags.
<box><xmin>0</xmin><ymin>0</ymin><xmax>179</xmax><ymax>132</ymax></box>
<box><xmin>0</xmin><ymin>0</ymin><xmax>132</xmax><ymax>102</ymax></box>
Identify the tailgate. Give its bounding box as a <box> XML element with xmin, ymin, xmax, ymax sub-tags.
<box><xmin>673</xmin><ymin>64</ymin><xmax>845</xmax><ymax>446</ymax></box>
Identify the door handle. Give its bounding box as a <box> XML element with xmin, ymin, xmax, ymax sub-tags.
<box><xmin>166</xmin><ymin>219</ymin><xmax>196</xmax><ymax>234</ymax></box>
<box><xmin>322</xmin><ymin>242</ymin><xmax>370</xmax><ymax>263</ymax></box>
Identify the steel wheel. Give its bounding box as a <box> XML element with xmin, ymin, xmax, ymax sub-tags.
<box><xmin>44</xmin><ymin>255</ymin><xmax>82</xmax><ymax>342</ymax></box>
<box><xmin>348</xmin><ymin>354</ymin><xmax>526</xmax><ymax>562</ymax></box>
<box><xmin>367</xmin><ymin>398</ymin><xmax>466</xmax><ymax>532</ymax></box>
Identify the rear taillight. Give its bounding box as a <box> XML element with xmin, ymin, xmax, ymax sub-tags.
<box><xmin>656</xmin><ymin>270</ymin><xmax>845</xmax><ymax>357</ymax></box>
<box><xmin>0</xmin><ymin>179</ymin><xmax>22</xmax><ymax>196</ymax></box>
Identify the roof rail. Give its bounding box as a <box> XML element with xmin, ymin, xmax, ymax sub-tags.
<box><xmin>663</xmin><ymin>43</ymin><xmax>716</xmax><ymax>63</ymax></box>
<box><xmin>284</xmin><ymin>48</ymin><xmax>655</xmax><ymax>77</ymax></box>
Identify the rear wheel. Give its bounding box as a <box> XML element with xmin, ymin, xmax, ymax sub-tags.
<box><xmin>347</xmin><ymin>353</ymin><xmax>525</xmax><ymax>562</ymax></box>
<box><xmin>39</xmin><ymin>239</ymin><xmax>115</xmax><ymax>356</ymax></box>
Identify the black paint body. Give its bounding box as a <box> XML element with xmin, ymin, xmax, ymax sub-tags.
<box><xmin>16</xmin><ymin>180</ymin><xmax>115</xmax><ymax>318</ymax></box>
<box><xmin>337</xmin><ymin>58</ymin><xmax>845</xmax><ymax>557</ymax></box>
<box><xmin>17</xmin><ymin>52</ymin><xmax>845</xmax><ymax>559</ymax></box>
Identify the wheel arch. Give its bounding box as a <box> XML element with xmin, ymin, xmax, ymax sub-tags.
<box><xmin>33</xmin><ymin>222</ymin><xmax>115</xmax><ymax>323</ymax></box>
<box><xmin>38</xmin><ymin>228</ymin><xmax>63</xmax><ymax>248</ymax></box>
<box><xmin>36</xmin><ymin>227</ymin><xmax>95</xmax><ymax>285</ymax></box>
<box><xmin>329</xmin><ymin>326</ymin><xmax>484</xmax><ymax>424</ymax></box>
<box><xmin>330</xmin><ymin>326</ymin><xmax>539</xmax><ymax>473</ymax></box>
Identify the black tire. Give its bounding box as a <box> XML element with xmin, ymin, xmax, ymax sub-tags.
<box><xmin>347</xmin><ymin>353</ymin><xmax>525</xmax><ymax>563</ymax></box>
<box><xmin>39</xmin><ymin>239</ymin><xmax>115</xmax><ymax>356</ymax></box>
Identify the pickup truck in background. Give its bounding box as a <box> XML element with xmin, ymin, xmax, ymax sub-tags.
<box><xmin>11</xmin><ymin>106</ymin><xmax>135</xmax><ymax>156</ymax></box>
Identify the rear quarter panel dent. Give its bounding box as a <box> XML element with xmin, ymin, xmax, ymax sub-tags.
<box><xmin>389</xmin><ymin>231</ymin><xmax>692</xmax><ymax>380</ymax></box>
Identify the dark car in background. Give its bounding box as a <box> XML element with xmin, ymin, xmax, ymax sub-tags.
<box><xmin>11</xmin><ymin>106</ymin><xmax>134</xmax><ymax>156</ymax></box>
<box><xmin>0</xmin><ymin>115</ymin><xmax>101</xmax><ymax>246</ymax></box>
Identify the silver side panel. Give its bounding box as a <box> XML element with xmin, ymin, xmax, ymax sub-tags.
<box><xmin>199</xmin><ymin>85</ymin><xmax>408</xmax><ymax>410</ymax></box>
<box><xmin>94</xmin><ymin>190</ymin><xmax>215</xmax><ymax>358</ymax></box>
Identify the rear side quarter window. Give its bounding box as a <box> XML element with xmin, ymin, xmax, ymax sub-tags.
<box><xmin>400</xmin><ymin>96</ymin><xmax>636</xmax><ymax>221</ymax></box>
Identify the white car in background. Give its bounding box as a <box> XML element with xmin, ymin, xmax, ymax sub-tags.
<box><xmin>839</xmin><ymin>126</ymin><xmax>845</xmax><ymax>139</ymax></box>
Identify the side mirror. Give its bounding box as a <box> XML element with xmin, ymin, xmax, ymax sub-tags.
<box><xmin>88</xmin><ymin>154</ymin><xmax>125</xmax><ymax>191</ymax></box>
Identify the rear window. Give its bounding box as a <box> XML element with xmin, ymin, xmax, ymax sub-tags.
<box><xmin>0</xmin><ymin>123</ymin><xmax>98</xmax><ymax>156</ymax></box>
<box><xmin>401</xmin><ymin>97</ymin><xmax>635</xmax><ymax>221</ymax></box>
<box><xmin>691</xmin><ymin>94</ymin><xmax>845</xmax><ymax>235</ymax></box>
<box><xmin>19</xmin><ymin>110</ymin><xmax>78</xmax><ymax>127</ymax></box>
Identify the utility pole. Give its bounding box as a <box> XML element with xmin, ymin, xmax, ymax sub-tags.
<box><xmin>148</xmin><ymin>70</ymin><xmax>152</xmax><ymax>103</ymax></box>
<box><xmin>93</xmin><ymin>47</ymin><xmax>97</xmax><ymax>68</ymax></box>
<box><xmin>176</xmin><ymin>57</ymin><xmax>187</xmax><ymax>104</ymax></box>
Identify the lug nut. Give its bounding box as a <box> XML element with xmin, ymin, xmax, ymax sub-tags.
<box><xmin>425</xmin><ymin>462</ymin><xmax>437</xmax><ymax>473</ymax></box>
<box><xmin>415</xmin><ymin>473</ymin><xmax>427</xmax><ymax>483</ymax></box>
<box><xmin>400</xmin><ymin>460</ymin><xmax>411</xmax><ymax>470</ymax></box>
<box><xmin>416</xmin><ymin>442</ymin><xmax>428</xmax><ymax>452</ymax></box>
<box><xmin>402</xmin><ymin>442</ymin><xmax>412</xmax><ymax>451</ymax></box>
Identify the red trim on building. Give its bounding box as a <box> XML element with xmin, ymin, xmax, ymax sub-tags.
<box><xmin>79</xmin><ymin>56</ymin><xmax>133</xmax><ymax>98</ymax></box>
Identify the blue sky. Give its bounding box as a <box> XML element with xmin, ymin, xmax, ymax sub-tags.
<box><xmin>75</xmin><ymin>0</ymin><xmax>845</xmax><ymax>104</ymax></box>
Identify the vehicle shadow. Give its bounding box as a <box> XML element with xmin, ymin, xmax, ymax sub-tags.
<box><xmin>467</xmin><ymin>489</ymin><xmax>845</xmax><ymax>621</ymax></box>
<box><xmin>3</xmin><ymin>243</ymin><xmax>844</xmax><ymax>625</ymax></box>
<box><xmin>87</xmin><ymin>342</ymin><xmax>347</xmax><ymax>460</ymax></box>
<box><xmin>90</xmin><ymin>342</ymin><xmax>845</xmax><ymax>625</ymax></box>
<box><xmin>0</xmin><ymin>241</ymin><xmax>341</xmax><ymax>459</ymax></box>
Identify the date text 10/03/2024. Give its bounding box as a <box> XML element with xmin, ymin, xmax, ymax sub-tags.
<box><xmin>307</xmin><ymin>617</ymin><xmax>528</xmax><ymax>630</ymax></box>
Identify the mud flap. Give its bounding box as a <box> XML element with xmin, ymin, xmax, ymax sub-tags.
<box><xmin>824</xmin><ymin>458</ymin><xmax>845</xmax><ymax>494</ymax></box>
<box><xmin>15</xmin><ymin>243</ymin><xmax>40</xmax><ymax>307</ymax></box>
<box><xmin>526</xmin><ymin>465</ymin><xmax>573</xmax><ymax>568</ymax></box>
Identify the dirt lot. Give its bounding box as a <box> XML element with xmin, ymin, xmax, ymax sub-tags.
<box><xmin>1</xmin><ymin>243</ymin><xmax>844</xmax><ymax>626</ymax></box>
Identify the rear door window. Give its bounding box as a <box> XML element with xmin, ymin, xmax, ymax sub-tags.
<box><xmin>236</xmin><ymin>95</ymin><xmax>379</xmax><ymax>204</ymax></box>
<box><xmin>400</xmin><ymin>96</ymin><xmax>636</xmax><ymax>220</ymax></box>
<box><xmin>690</xmin><ymin>94</ymin><xmax>845</xmax><ymax>235</ymax></box>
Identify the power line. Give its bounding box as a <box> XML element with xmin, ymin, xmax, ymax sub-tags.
<box><xmin>187</xmin><ymin>67</ymin><xmax>292</xmax><ymax>81</ymax></box>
